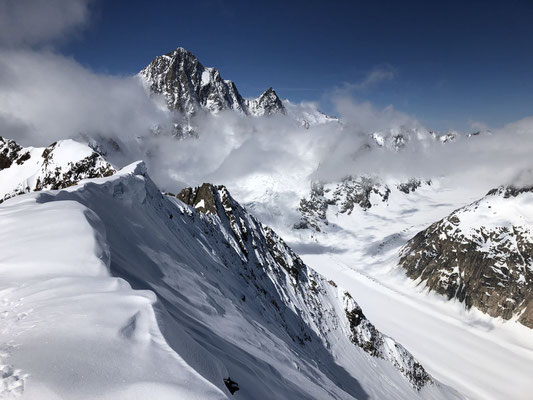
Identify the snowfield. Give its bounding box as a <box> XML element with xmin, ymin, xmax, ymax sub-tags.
<box><xmin>0</xmin><ymin>162</ymin><xmax>463</xmax><ymax>399</ymax></box>
<box><xmin>273</xmin><ymin>180</ymin><xmax>533</xmax><ymax>400</ymax></box>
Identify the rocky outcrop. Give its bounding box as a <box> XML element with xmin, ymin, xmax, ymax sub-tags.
<box><xmin>0</xmin><ymin>138</ymin><xmax>115</xmax><ymax>204</ymax></box>
<box><xmin>343</xmin><ymin>292</ymin><xmax>431</xmax><ymax>390</ymax></box>
<box><xmin>399</xmin><ymin>186</ymin><xmax>533</xmax><ymax>328</ymax></box>
<box><xmin>295</xmin><ymin>177</ymin><xmax>390</xmax><ymax>231</ymax></box>
<box><xmin>397</xmin><ymin>178</ymin><xmax>430</xmax><ymax>194</ymax></box>
<box><xmin>177</xmin><ymin>183</ymin><xmax>218</xmax><ymax>214</ymax></box>
<box><xmin>0</xmin><ymin>137</ymin><xmax>27</xmax><ymax>170</ymax></box>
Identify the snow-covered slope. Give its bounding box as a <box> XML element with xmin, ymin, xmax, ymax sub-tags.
<box><xmin>0</xmin><ymin>160</ymin><xmax>462</xmax><ymax>399</ymax></box>
<box><xmin>399</xmin><ymin>185</ymin><xmax>533</xmax><ymax>328</ymax></box>
<box><xmin>283</xmin><ymin>100</ymin><xmax>340</xmax><ymax>128</ymax></box>
<box><xmin>0</xmin><ymin>137</ymin><xmax>115</xmax><ymax>204</ymax></box>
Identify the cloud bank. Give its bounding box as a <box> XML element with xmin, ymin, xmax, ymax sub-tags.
<box><xmin>1</xmin><ymin>0</ymin><xmax>533</xmax><ymax>206</ymax></box>
<box><xmin>0</xmin><ymin>0</ymin><xmax>93</xmax><ymax>47</ymax></box>
<box><xmin>0</xmin><ymin>49</ymin><xmax>169</xmax><ymax>149</ymax></box>
<box><xmin>2</xmin><ymin>46</ymin><xmax>533</xmax><ymax>203</ymax></box>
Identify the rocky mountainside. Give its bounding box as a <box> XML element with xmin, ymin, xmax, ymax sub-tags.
<box><xmin>0</xmin><ymin>137</ymin><xmax>115</xmax><ymax>204</ymax></box>
<box><xmin>398</xmin><ymin>185</ymin><xmax>533</xmax><ymax>328</ymax></box>
<box><xmin>139</xmin><ymin>47</ymin><xmax>286</xmax><ymax>117</ymax></box>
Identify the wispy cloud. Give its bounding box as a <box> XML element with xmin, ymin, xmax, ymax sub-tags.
<box><xmin>340</xmin><ymin>64</ymin><xmax>397</xmax><ymax>92</ymax></box>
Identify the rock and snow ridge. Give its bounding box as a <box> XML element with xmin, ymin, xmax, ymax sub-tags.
<box><xmin>0</xmin><ymin>137</ymin><xmax>115</xmax><ymax>204</ymax></box>
<box><xmin>399</xmin><ymin>185</ymin><xmax>533</xmax><ymax>328</ymax></box>
<box><xmin>0</xmin><ymin>142</ymin><xmax>462</xmax><ymax>399</ymax></box>
<box><xmin>175</xmin><ymin>182</ymin><xmax>436</xmax><ymax>392</ymax></box>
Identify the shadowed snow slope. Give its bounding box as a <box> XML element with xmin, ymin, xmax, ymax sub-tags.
<box><xmin>0</xmin><ymin>162</ymin><xmax>462</xmax><ymax>399</ymax></box>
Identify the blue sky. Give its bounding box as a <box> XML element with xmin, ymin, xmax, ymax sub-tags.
<box><xmin>62</xmin><ymin>0</ymin><xmax>533</xmax><ymax>131</ymax></box>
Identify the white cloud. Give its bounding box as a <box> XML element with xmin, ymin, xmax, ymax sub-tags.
<box><xmin>0</xmin><ymin>0</ymin><xmax>93</xmax><ymax>47</ymax></box>
<box><xmin>0</xmin><ymin>49</ymin><xmax>169</xmax><ymax>148</ymax></box>
<box><xmin>340</xmin><ymin>65</ymin><xmax>397</xmax><ymax>92</ymax></box>
<box><xmin>1</xmin><ymin>46</ymin><xmax>533</xmax><ymax>204</ymax></box>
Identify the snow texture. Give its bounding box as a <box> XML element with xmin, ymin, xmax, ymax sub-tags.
<box><xmin>0</xmin><ymin>159</ymin><xmax>462</xmax><ymax>399</ymax></box>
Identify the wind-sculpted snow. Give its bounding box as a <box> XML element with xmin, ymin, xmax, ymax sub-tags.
<box><xmin>399</xmin><ymin>185</ymin><xmax>533</xmax><ymax>328</ymax></box>
<box><xmin>0</xmin><ymin>160</ymin><xmax>463</xmax><ymax>399</ymax></box>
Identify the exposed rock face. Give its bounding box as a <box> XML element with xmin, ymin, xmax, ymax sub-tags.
<box><xmin>177</xmin><ymin>183</ymin><xmax>218</xmax><ymax>214</ymax></box>
<box><xmin>397</xmin><ymin>178</ymin><xmax>426</xmax><ymax>194</ymax></box>
<box><xmin>295</xmin><ymin>177</ymin><xmax>390</xmax><ymax>231</ymax></box>
<box><xmin>0</xmin><ymin>137</ymin><xmax>25</xmax><ymax>170</ymax></box>
<box><xmin>247</xmin><ymin>87</ymin><xmax>286</xmax><ymax>116</ymax></box>
<box><xmin>177</xmin><ymin>182</ymin><xmax>433</xmax><ymax>389</ymax></box>
<box><xmin>294</xmin><ymin>182</ymin><xmax>331</xmax><ymax>231</ymax></box>
<box><xmin>399</xmin><ymin>186</ymin><xmax>533</xmax><ymax>328</ymax></box>
<box><xmin>0</xmin><ymin>138</ymin><xmax>115</xmax><ymax>204</ymax></box>
<box><xmin>139</xmin><ymin>47</ymin><xmax>285</xmax><ymax>118</ymax></box>
<box><xmin>343</xmin><ymin>292</ymin><xmax>431</xmax><ymax>390</ymax></box>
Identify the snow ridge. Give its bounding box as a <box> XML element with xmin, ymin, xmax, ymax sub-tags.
<box><xmin>0</xmin><ymin>158</ymin><xmax>463</xmax><ymax>399</ymax></box>
<box><xmin>0</xmin><ymin>137</ymin><xmax>115</xmax><ymax>204</ymax></box>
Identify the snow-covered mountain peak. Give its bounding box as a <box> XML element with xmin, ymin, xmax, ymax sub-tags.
<box><xmin>169</xmin><ymin>46</ymin><xmax>196</xmax><ymax>57</ymax></box>
<box><xmin>247</xmin><ymin>87</ymin><xmax>286</xmax><ymax>116</ymax></box>
<box><xmin>139</xmin><ymin>47</ymin><xmax>286</xmax><ymax>118</ymax></box>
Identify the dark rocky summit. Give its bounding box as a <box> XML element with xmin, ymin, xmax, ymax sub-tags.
<box><xmin>139</xmin><ymin>47</ymin><xmax>285</xmax><ymax>118</ymax></box>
